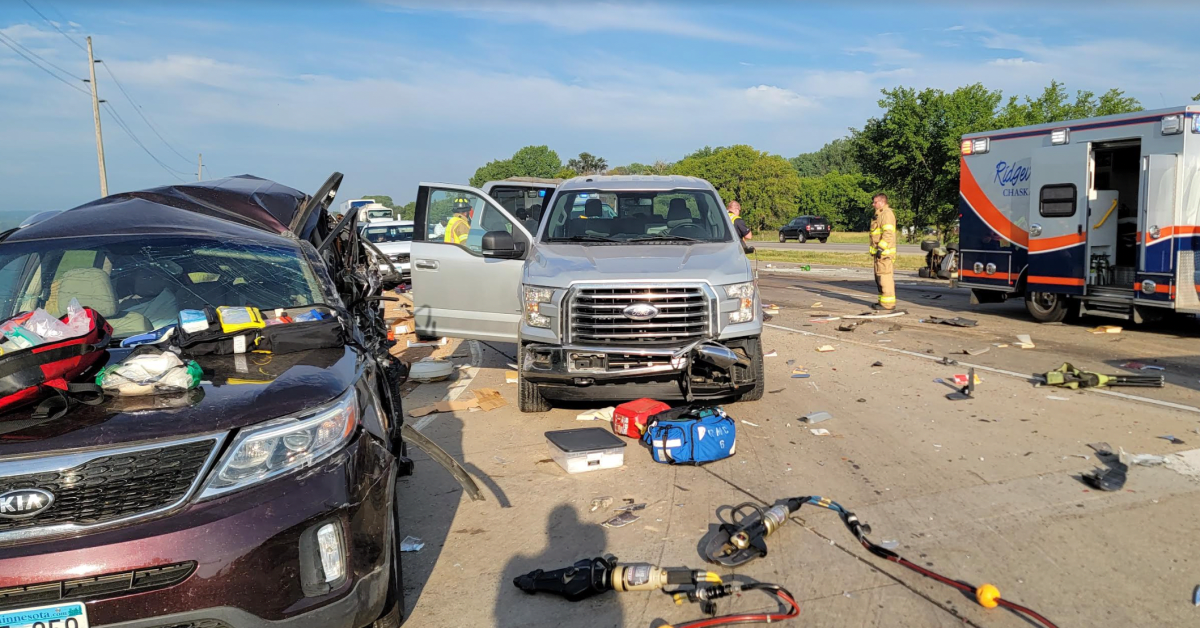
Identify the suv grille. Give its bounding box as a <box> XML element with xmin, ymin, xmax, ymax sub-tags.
<box><xmin>0</xmin><ymin>562</ymin><xmax>195</xmax><ymax>611</ymax></box>
<box><xmin>0</xmin><ymin>439</ymin><xmax>216</xmax><ymax>534</ymax></box>
<box><xmin>570</xmin><ymin>286</ymin><xmax>710</xmax><ymax>346</ymax></box>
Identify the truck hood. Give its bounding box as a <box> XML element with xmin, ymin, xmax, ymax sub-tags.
<box><xmin>524</xmin><ymin>242</ymin><xmax>752</xmax><ymax>288</ymax></box>
<box><xmin>0</xmin><ymin>347</ymin><xmax>359</xmax><ymax>457</ymax></box>
<box><xmin>374</xmin><ymin>241</ymin><xmax>412</xmax><ymax>255</ymax></box>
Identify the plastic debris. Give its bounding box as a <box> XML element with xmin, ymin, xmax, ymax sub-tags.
<box><xmin>576</xmin><ymin>407</ymin><xmax>616</xmax><ymax>422</ymax></box>
<box><xmin>1088</xmin><ymin>325</ymin><xmax>1122</xmax><ymax>334</ymax></box>
<box><xmin>400</xmin><ymin>536</ymin><xmax>425</xmax><ymax>552</ymax></box>
<box><xmin>614</xmin><ymin>503</ymin><xmax>646</xmax><ymax>513</ymax></box>
<box><xmin>96</xmin><ymin>351</ymin><xmax>202</xmax><ymax>397</ymax></box>
<box><xmin>741</xmin><ymin>420</ymin><xmax>760</xmax><ymax>427</ymax></box>
<box><xmin>1129</xmin><ymin>453</ymin><xmax>1166</xmax><ymax>467</ymax></box>
<box><xmin>810</xmin><ymin>428</ymin><xmax>831</xmax><ymax>436</ymax></box>
<box><xmin>1087</xmin><ymin>442</ymin><xmax>1113</xmax><ymax>456</ymax></box>
<box><xmin>764</xmin><ymin>350</ymin><xmax>778</xmax><ymax>358</ymax></box>
<box><xmin>836</xmin><ymin>321</ymin><xmax>861</xmax><ymax>332</ymax></box>
<box><xmin>1014</xmin><ymin>334</ymin><xmax>1035</xmax><ymax>349</ymax></box>
<box><xmin>1159</xmin><ymin>435</ymin><xmax>1186</xmax><ymax>445</ymax></box>
<box><xmin>1046</xmin><ymin>395</ymin><xmax>1070</xmax><ymax>401</ymax></box>
<box><xmin>879</xmin><ymin>539</ymin><xmax>900</xmax><ymax>550</ymax></box>
<box><xmin>1083</xmin><ymin>461</ymin><xmax>1128</xmax><ymax>491</ymax></box>
<box><xmin>871</xmin><ymin>361</ymin><xmax>883</xmax><ymax>367</ymax></box>
<box><xmin>590</xmin><ymin>496</ymin><xmax>614</xmax><ymax>512</ymax></box>
<box><xmin>923</xmin><ymin>316</ymin><xmax>978</xmax><ymax>327</ymax></box>
<box><xmin>505</xmin><ymin>371</ymin><xmax>519</xmax><ymax>384</ymax></box>
<box><xmin>602</xmin><ymin>512</ymin><xmax>641</xmax><ymax>528</ymax></box>
<box><xmin>962</xmin><ymin>347</ymin><xmax>990</xmax><ymax>356</ymax></box>
<box><xmin>951</xmin><ymin>373</ymin><xmax>982</xmax><ymax>386</ymax></box>
<box><xmin>791</xmin><ymin>367</ymin><xmax>810</xmax><ymax>378</ymax></box>
<box><xmin>801</xmin><ymin>411</ymin><xmax>832</xmax><ymax>424</ymax></box>
<box><xmin>816</xmin><ymin>345</ymin><xmax>835</xmax><ymax>352</ymax></box>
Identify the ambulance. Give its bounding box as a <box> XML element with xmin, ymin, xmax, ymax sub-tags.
<box><xmin>957</xmin><ymin>106</ymin><xmax>1200</xmax><ymax>323</ymax></box>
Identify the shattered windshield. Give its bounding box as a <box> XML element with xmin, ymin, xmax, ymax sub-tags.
<box><xmin>0</xmin><ymin>235</ymin><xmax>325</xmax><ymax>338</ymax></box>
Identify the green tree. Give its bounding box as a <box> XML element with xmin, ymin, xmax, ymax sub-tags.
<box><xmin>671</xmin><ymin>145</ymin><xmax>800</xmax><ymax>231</ymax></box>
<box><xmin>397</xmin><ymin>201</ymin><xmax>416</xmax><ymax>220</ymax></box>
<box><xmin>794</xmin><ymin>172</ymin><xmax>876</xmax><ymax>230</ymax></box>
<box><xmin>853</xmin><ymin>83</ymin><xmax>1003</xmax><ymax>235</ymax></box>
<box><xmin>509</xmin><ymin>145</ymin><xmax>563</xmax><ymax>178</ymax></box>
<box><xmin>995</xmin><ymin>80</ymin><xmax>1141</xmax><ymax>127</ymax></box>
<box><xmin>554</xmin><ymin>166</ymin><xmax>578</xmax><ymax>179</ymax></box>
<box><xmin>611</xmin><ymin>160</ymin><xmax>674</xmax><ymax>176</ymax></box>
<box><xmin>790</xmin><ymin>138</ymin><xmax>860</xmax><ymax>178</ymax></box>
<box><xmin>469</xmin><ymin>158</ymin><xmax>518</xmax><ymax>188</ymax></box>
<box><xmin>566</xmin><ymin>152</ymin><xmax>608</xmax><ymax>174</ymax></box>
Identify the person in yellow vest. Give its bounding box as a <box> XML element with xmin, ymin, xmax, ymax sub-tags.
<box><xmin>727</xmin><ymin>200</ymin><xmax>751</xmax><ymax>241</ymax></box>
<box><xmin>869</xmin><ymin>193</ymin><xmax>897</xmax><ymax>310</ymax></box>
<box><xmin>444</xmin><ymin>197</ymin><xmax>471</xmax><ymax>245</ymax></box>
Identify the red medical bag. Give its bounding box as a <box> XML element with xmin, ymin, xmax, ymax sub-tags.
<box><xmin>612</xmin><ymin>398</ymin><xmax>671</xmax><ymax>439</ymax></box>
<box><xmin>0</xmin><ymin>308</ymin><xmax>111</xmax><ymax>419</ymax></box>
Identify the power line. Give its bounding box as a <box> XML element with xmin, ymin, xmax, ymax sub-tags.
<box><xmin>99</xmin><ymin>62</ymin><xmax>193</xmax><ymax>165</ymax></box>
<box><xmin>22</xmin><ymin>0</ymin><xmax>85</xmax><ymax>52</ymax></box>
<box><xmin>0</xmin><ymin>30</ymin><xmax>84</xmax><ymax>80</ymax></box>
<box><xmin>0</xmin><ymin>32</ymin><xmax>88</xmax><ymax>95</ymax></box>
<box><xmin>102</xmin><ymin>101</ymin><xmax>189</xmax><ymax>182</ymax></box>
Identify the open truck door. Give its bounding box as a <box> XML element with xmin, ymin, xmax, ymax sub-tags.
<box><xmin>1139</xmin><ymin>154</ymin><xmax>1179</xmax><ymax>282</ymax></box>
<box><xmin>410</xmin><ymin>183</ymin><xmax>533</xmax><ymax>342</ymax></box>
<box><xmin>1024</xmin><ymin>142</ymin><xmax>1089</xmax><ymax>321</ymax></box>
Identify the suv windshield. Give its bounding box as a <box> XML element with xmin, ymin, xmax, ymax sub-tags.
<box><xmin>0</xmin><ymin>235</ymin><xmax>325</xmax><ymax>337</ymax></box>
<box><xmin>543</xmin><ymin>189</ymin><xmax>730</xmax><ymax>243</ymax></box>
<box><xmin>362</xmin><ymin>224</ymin><xmax>414</xmax><ymax>244</ymax></box>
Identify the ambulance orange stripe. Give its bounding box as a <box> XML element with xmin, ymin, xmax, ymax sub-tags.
<box><xmin>960</xmin><ymin>158</ymin><xmax>1029</xmax><ymax>248</ymax></box>
<box><xmin>1134</xmin><ymin>281</ymin><xmax>1175</xmax><ymax>296</ymax></box>
<box><xmin>1145</xmin><ymin>225</ymin><xmax>1200</xmax><ymax>243</ymax></box>
<box><xmin>1028</xmin><ymin>232</ymin><xmax>1086</xmax><ymax>252</ymax></box>
<box><xmin>1028</xmin><ymin>276</ymin><xmax>1085</xmax><ymax>286</ymax></box>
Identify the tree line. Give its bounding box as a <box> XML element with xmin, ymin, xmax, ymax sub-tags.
<box><xmin>363</xmin><ymin>81</ymin><xmax>1141</xmax><ymax>234</ymax></box>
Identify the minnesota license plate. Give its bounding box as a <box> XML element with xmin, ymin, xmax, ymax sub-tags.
<box><xmin>0</xmin><ymin>601</ymin><xmax>89</xmax><ymax>628</ymax></box>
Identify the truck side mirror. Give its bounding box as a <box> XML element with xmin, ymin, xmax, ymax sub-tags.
<box><xmin>482</xmin><ymin>230</ymin><xmax>520</xmax><ymax>259</ymax></box>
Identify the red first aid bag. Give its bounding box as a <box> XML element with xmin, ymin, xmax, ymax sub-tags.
<box><xmin>0</xmin><ymin>308</ymin><xmax>111</xmax><ymax>419</ymax></box>
<box><xmin>612</xmin><ymin>398</ymin><xmax>671</xmax><ymax>439</ymax></box>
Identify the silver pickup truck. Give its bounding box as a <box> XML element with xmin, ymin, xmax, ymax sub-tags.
<box><xmin>410</xmin><ymin>175</ymin><xmax>764</xmax><ymax>412</ymax></box>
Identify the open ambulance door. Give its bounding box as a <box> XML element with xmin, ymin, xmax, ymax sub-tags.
<box><xmin>409</xmin><ymin>183</ymin><xmax>533</xmax><ymax>342</ymax></box>
<box><xmin>1026</xmin><ymin>143</ymin><xmax>1090</xmax><ymax>297</ymax></box>
<box><xmin>1138</xmin><ymin>154</ymin><xmax>1179</xmax><ymax>302</ymax></box>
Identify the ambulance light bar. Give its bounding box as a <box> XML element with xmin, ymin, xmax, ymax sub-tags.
<box><xmin>1050</xmin><ymin>128</ymin><xmax>1070</xmax><ymax>145</ymax></box>
<box><xmin>960</xmin><ymin>138</ymin><xmax>989</xmax><ymax>155</ymax></box>
<box><xmin>1161</xmin><ymin>114</ymin><xmax>1183</xmax><ymax>135</ymax></box>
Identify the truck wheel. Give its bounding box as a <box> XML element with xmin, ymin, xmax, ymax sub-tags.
<box><xmin>1026</xmin><ymin>292</ymin><xmax>1069</xmax><ymax>323</ymax></box>
<box><xmin>818</xmin><ymin>238</ymin><xmax>827</xmax><ymax>244</ymax></box>
<box><xmin>738</xmin><ymin>337</ymin><xmax>765</xmax><ymax>402</ymax></box>
<box><xmin>921</xmin><ymin>239</ymin><xmax>941</xmax><ymax>252</ymax></box>
<box><xmin>796</xmin><ymin>232</ymin><xmax>807</xmax><ymax>244</ymax></box>
<box><xmin>517</xmin><ymin>343</ymin><xmax>551</xmax><ymax>413</ymax></box>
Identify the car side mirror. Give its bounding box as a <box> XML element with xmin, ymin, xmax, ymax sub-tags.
<box><xmin>482</xmin><ymin>230</ymin><xmax>520</xmax><ymax>259</ymax></box>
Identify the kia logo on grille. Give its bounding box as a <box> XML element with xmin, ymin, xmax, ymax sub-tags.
<box><xmin>0</xmin><ymin>488</ymin><xmax>54</xmax><ymax>519</ymax></box>
<box><xmin>622</xmin><ymin>303</ymin><xmax>659</xmax><ymax>320</ymax></box>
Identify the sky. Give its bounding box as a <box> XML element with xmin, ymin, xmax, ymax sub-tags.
<box><xmin>2</xmin><ymin>1</ymin><xmax>1199</xmax><ymax>214</ymax></box>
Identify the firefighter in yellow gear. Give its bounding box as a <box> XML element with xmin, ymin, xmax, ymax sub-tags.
<box><xmin>444</xmin><ymin>197</ymin><xmax>472</xmax><ymax>245</ymax></box>
<box><xmin>868</xmin><ymin>193</ymin><xmax>897</xmax><ymax>310</ymax></box>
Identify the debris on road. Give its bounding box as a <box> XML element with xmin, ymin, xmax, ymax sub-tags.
<box><xmin>407</xmin><ymin>337</ymin><xmax>448</xmax><ymax>348</ymax></box>
<box><xmin>816</xmin><ymin>345</ymin><xmax>836</xmax><ymax>352</ymax></box>
<box><xmin>473</xmin><ymin>388</ymin><xmax>507</xmax><ymax>412</ymax></box>
<box><xmin>762</xmin><ymin>303</ymin><xmax>780</xmax><ymax>316</ymax></box>
<box><xmin>601</xmin><ymin>511</ymin><xmax>641</xmax><ymax>528</ymax></box>
<box><xmin>408</xmin><ymin>398</ymin><xmax>480</xmax><ymax>417</ymax></box>
<box><xmin>741</xmin><ymin>420</ymin><xmax>760</xmax><ymax>427</ymax></box>
<box><xmin>812</xmin><ymin>302</ymin><xmax>823</xmax><ymax>308</ymax></box>
<box><xmin>945</xmin><ymin>367</ymin><xmax>976</xmax><ymax>401</ymax></box>
<box><xmin>400</xmin><ymin>536</ymin><xmax>425</xmax><ymax>552</ymax></box>
<box><xmin>962</xmin><ymin>347</ymin><xmax>991</xmax><ymax>356</ymax></box>
<box><xmin>576</xmin><ymin>407</ymin><xmax>615</xmax><ymax>422</ymax></box>
<box><xmin>922</xmin><ymin>316</ymin><xmax>978</xmax><ymax>327</ymax></box>
<box><xmin>1083</xmin><ymin>460</ymin><xmax>1128</xmax><ymax>491</ymax></box>
<box><xmin>810</xmin><ymin>316</ymin><xmax>841</xmax><ymax>323</ymax></box>
<box><xmin>801</xmin><ymin>411</ymin><xmax>832</xmax><ymax>424</ymax></box>
<box><xmin>880</xmin><ymin>539</ymin><xmax>900</xmax><ymax>550</ymax></box>
<box><xmin>1129</xmin><ymin>453</ymin><xmax>1166</xmax><ymax>467</ymax></box>
<box><xmin>764</xmin><ymin>349</ymin><xmax>778</xmax><ymax>357</ymax></box>
<box><xmin>1159</xmin><ymin>435</ymin><xmax>1186</xmax><ymax>445</ymax></box>
<box><xmin>940</xmin><ymin>357</ymin><xmax>959</xmax><ymax>366</ymax></box>
<box><xmin>952</xmin><ymin>373</ymin><xmax>981</xmax><ymax>386</ymax></box>
<box><xmin>1015</xmin><ymin>334</ymin><xmax>1035</xmax><ymax>349</ymax></box>
<box><xmin>844</xmin><ymin>310</ymin><xmax>907</xmax><ymax>320</ymax></box>
<box><xmin>409</xmin><ymin>358</ymin><xmax>455</xmax><ymax>382</ymax></box>
<box><xmin>810</xmin><ymin>428</ymin><xmax>831</xmax><ymax>436</ymax></box>
<box><xmin>590</xmin><ymin>496</ymin><xmax>614</xmax><ymax>512</ymax></box>
<box><xmin>505</xmin><ymin>370</ymin><xmax>519</xmax><ymax>384</ymax></box>
<box><xmin>1087</xmin><ymin>442</ymin><xmax>1114</xmax><ymax>456</ymax></box>
<box><xmin>1089</xmin><ymin>325</ymin><xmax>1123</xmax><ymax>334</ymax></box>
<box><xmin>871</xmin><ymin>361</ymin><xmax>884</xmax><ymax>367</ymax></box>
<box><xmin>791</xmin><ymin>367</ymin><xmax>810</xmax><ymax>378</ymax></box>
<box><xmin>1046</xmin><ymin>395</ymin><xmax>1070</xmax><ymax>401</ymax></box>
<box><xmin>1041</xmin><ymin>363</ymin><xmax>1164</xmax><ymax>389</ymax></box>
<box><xmin>836</xmin><ymin>321</ymin><xmax>862</xmax><ymax>332</ymax></box>
<box><xmin>614</xmin><ymin>502</ymin><xmax>647</xmax><ymax>513</ymax></box>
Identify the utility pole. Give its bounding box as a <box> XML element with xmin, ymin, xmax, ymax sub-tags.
<box><xmin>197</xmin><ymin>153</ymin><xmax>203</xmax><ymax>181</ymax></box>
<box><xmin>85</xmin><ymin>36</ymin><xmax>108</xmax><ymax>197</ymax></box>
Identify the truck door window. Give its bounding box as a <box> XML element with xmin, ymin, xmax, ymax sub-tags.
<box><xmin>1039</xmin><ymin>184</ymin><xmax>1077</xmax><ymax>218</ymax></box>
<box><xmin>427</xmin><ymin>188</ymin><xmax>518</xmax><ymax>255</ymax></box>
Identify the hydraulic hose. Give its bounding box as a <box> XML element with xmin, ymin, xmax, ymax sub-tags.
<box><xmin>666</xmin><ymin>583</ymin><xmax>800</xmax><ymax>628</ymax></box>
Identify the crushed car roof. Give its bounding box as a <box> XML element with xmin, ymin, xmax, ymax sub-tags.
<box><xmin>7</xmin><ymin>175</ymin><xmax>317</xmax><ymax>244</ymax></box>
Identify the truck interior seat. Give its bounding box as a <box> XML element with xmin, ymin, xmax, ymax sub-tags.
<box><xmin>584</xmin><ymin>199</ymin><xmax>604</xmax><ymax>217</ymax></box>
<box><xmin>666</xmin><ymin>198</ymin><xmax>693</xmax><ymax>227</ymax></box>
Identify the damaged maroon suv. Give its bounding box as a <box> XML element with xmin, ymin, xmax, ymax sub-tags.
<box><xmin>0</xmin><ymin>174</ymin><xmax>428</xmax><ymax>628</ymax></box>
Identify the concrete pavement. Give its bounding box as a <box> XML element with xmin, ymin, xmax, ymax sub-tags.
<box><xmin>395</xmin><ymin>269</ymin><xmax>1200</xmax><ymax>628</ymax></box>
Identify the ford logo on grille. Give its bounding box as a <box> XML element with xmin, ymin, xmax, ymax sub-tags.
<box><xmin>622</xmin><ymin>303</ymin><xmax>659</xmax><ymax>320</ymax></box>
<box><xmin>0</xmin><ymin>488</ymin><xmax>54</xmax><ymax>519</ymax></box>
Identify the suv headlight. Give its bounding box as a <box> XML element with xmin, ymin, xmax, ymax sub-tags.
<box><xmin>523</xmin><ymin>285</ymin><xmax>554</xmax><ymax>328</ymax></box>
<box><xmin>200</xmin><ymin>390</ymin><xmax>358</xmax><ymax>499</ymax></box>
<box><xmin>723</xmin><ymin>282</ymin><xmax>756</xmax><ymax>324</ymax></box>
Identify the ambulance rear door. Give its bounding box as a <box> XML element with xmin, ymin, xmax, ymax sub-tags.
<box><xmin>1026</xmin><ymin>142</ymin><xmax>1090</xmax><ymax>296</ymax></box>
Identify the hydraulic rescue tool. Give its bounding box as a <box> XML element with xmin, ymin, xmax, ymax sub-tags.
<box><xmin>703</xmin><ymin>495</ymin><xmax>1059</xmax><ymax>628</ymax></box>
<box><xmin>513</xmin><ymin>555</ymin><xmax>799</xmax><ymax>627</ymax></box>
<box><xmin>1041</xmin><ymin>362</ymin><xmax>1164</xmax><ymax>389</ymax></box>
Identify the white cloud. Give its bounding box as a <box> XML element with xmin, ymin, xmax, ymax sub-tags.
<box><xmin>945</xmin><ymin>25</ymin><xmax>965</xmax><ymax>31</ymax></box>
<box><xmin>845</xmin><ymin>33</ymin><xmax>921</xmax><ymax>64</ymax></box>
<box><xmin>744</xmin><ymin>85</ymin><xmax>812</xmax><ymax>110</ymax></box>
<box><xmin>988</xmin><ymin>57</ymin><xmax>1041</xmax><ymax>67</ymax></box>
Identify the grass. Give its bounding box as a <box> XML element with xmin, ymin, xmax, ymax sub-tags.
<box><xmin>758</xmin><ymin>230</ymin><xmax>871</xmax><ymax>244</ymax></box>
<box><xmin>748</xmin><ymin>247</ymin><xmax>926</xmax><ymax>270</ymax></box>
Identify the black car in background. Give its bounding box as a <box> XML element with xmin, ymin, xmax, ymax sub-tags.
<box><xmin>778</xmin><ymin>215</ymin><xmax>831</xmax><ymax>243</ymax></box>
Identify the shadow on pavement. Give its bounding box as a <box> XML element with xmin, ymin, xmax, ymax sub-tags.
<box><xmin>497</xmin><ymin>504</ymin><xmax>622</xmax><ymax>627</ymax></box>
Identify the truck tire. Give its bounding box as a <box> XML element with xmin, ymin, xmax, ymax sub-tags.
<box><xmin>796</xmin><ymin>232</ymin><xmax>807</xmax><ymax>244</ymax></box>
<box><xmin>818</xmin><ymin>238</ymin><xmax>827</xmax><ymax>243</ymax></box>
<box><xmin>921</xmin><ymin>239</ymin><xmax>941</xmax><ymax>252</ymax></box>
<box><xmin>517</xmin><ymin>343</ymin><xmax>551</xmax><ymax>413</ymax></box>
<box><xmin>778</xmin><ymin>232</ymin><xmax>787</xmax><ymax>243</ymax></box>
<box><xmin>1026</xmin><ymin>292</ymin><xmax>1069</xmax><ymax>323</ymax></box>
<box><xmin>738</xmin><ymin>337</ymin><xmax>765</xmax><ymax>402</ymax></box>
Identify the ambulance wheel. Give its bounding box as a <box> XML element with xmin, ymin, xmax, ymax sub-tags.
<box><xmin>738</xmin><ymin>337</ymin><xmax>765</xmax><ymax>402</ymax></box>
<box><xmin>778</xmin><ymin>232</ymin><xmax>787</xmax><ymax>243</ymax></box>
<box><xmin>517</xmin><ymin>343</ymin><xmax>551</xmax><ymax>413</ymax></box>
<box><xmin>796</xmin><ymin>232</ymin><xmax>807</xmax><ymax>244</ymax></box>
<box><xmin>1026</xmin><ymin>292</ymin><xmax>1069</xmax><ymax>323</ymax></box>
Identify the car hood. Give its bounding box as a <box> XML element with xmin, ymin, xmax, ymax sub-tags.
<box><xmin>0</xmin><ymin>347</ymin><xmax>360</xmax><ymax>457</ymax></box>
<box><xmin>524</xmin><ymin>242</ymin><xmax>752</xmax><ymax>288</ymax></box>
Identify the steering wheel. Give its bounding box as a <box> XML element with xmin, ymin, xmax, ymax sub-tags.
<box><xmin>669</xmin><ymin>222</ymin><xmax>709</xmax><ymax>239</ymax></box>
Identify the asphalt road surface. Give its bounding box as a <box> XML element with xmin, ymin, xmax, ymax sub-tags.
<box><xmin>396</xmin><ymin>267</ymin><xmax>1200</xmax><ymax>628</ymax></box>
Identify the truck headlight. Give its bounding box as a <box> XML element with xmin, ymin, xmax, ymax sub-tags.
<box><xmin>200</xmin><ymin>390</ymin><xmax>358</xmax><ymax>498</ymax></box>
<box><xmin>523</xmin><ymin>285</ymin><xmax>554</xmax><ymax>328</ymax></box>
<box><xmin>723</xmin><ymin>282</ymin><xmax>756</xmax><ymax>324</ymax></box>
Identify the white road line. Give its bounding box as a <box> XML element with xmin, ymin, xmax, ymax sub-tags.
<box><xmin>413</xmin><ymin>339</ymin><xmax>483</xmax><ymax>431</ymax></box>
<box><xmin>765</xmin><ymin>322</ymin><xmax>1200</xmax><ymax>415</ymax></box>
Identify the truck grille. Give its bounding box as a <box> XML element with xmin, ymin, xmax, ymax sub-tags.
<box><xmin>0</xmin><ymin>438</ymin><xmax>217</xmax><ymax>536</ymax></box>
<box><xmin>570</xmin><ymin>285</ymin><xmax>710</xmax><ymax>346</ymax></box>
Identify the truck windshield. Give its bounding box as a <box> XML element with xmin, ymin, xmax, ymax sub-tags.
<box><xmin>543</xmin><ymin>189</ymin><xmax>730</xmax><ymax>243</ymax></box>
